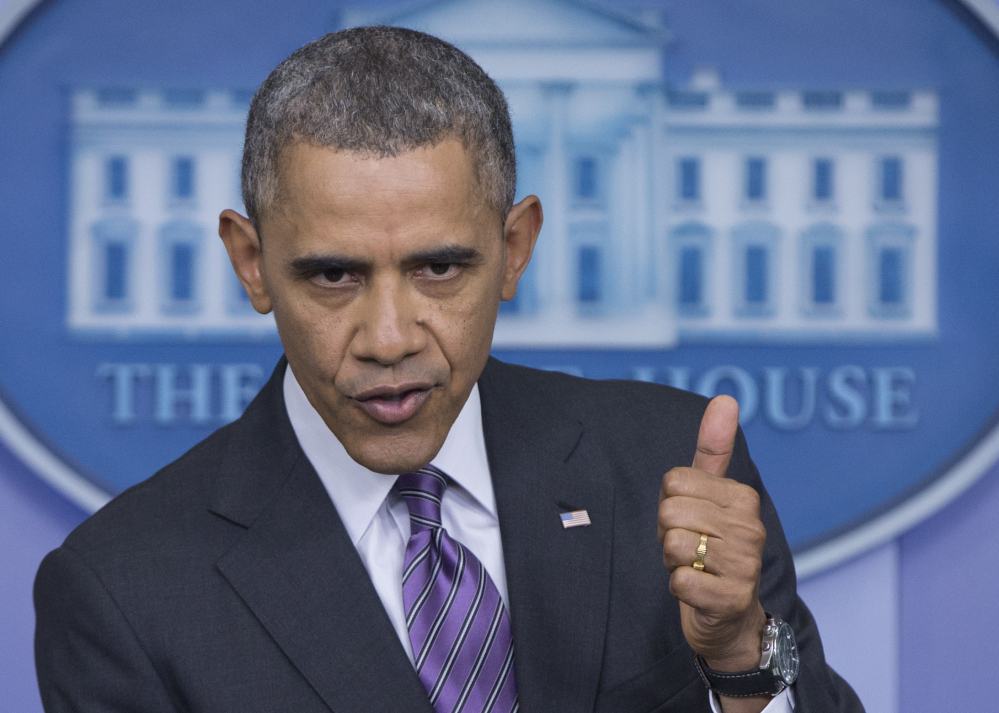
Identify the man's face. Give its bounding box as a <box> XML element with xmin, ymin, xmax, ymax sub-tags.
<box><xmin>220</xmin><ymin>140</ymin><xmax>540</xmax><ymax>474</ymax></box>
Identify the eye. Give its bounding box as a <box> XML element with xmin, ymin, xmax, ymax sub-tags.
<box><xmin>315</xmin><ymin>268</ymin><xmax>350</xmax><ymax>285</ymax></box>
<box><xmin>421</xmin><ymin>262</ymin><xmax>457</xmax><ymax>278</ymax></box>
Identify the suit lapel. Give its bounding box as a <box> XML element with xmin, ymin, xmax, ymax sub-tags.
<box><xmin>479</xmin><ymin>360</ymin><xmax>615</xmax><ymax>713</ymax></box>
<box><xmin>210</xmin><ymin>360</ymin><xmax>432</xmax><ymax>713</ymax></box>
<box><xmin>207</xmin><ymin>356</ymin><xmax>616</xmax><ymax>712</ymax></box>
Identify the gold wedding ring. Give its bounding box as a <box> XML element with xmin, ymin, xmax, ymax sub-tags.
<box><xmin>693</xmin><ymin>533</ymin><xmax>708</xmax><ymax>571</ymax></box>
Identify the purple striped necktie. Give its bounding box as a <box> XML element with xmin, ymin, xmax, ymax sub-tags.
<box><xmin>395</xmin><ymin>466</ymin><xmax>519</xmax><ymax>713</ymax></box>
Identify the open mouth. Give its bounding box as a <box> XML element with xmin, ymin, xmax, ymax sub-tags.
<box><xmin>352</xmin><ymin>383</ymin><xmax>435</xmax><ymax>425</ymax></box>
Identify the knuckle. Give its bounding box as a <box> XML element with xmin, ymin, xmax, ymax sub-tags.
<box><xmin>716</xmin><ymin>481</ymin><xmax>742</xmax><ymax>507</ymax></box>
<box><xmin>737</xmin><ymin>551</ymin><xmax>763</xmax><ymax>582</ymax></box>
<box><xmin>745</xmin><ymin>519</ymin><xmax>767</xmax><ymax>544</ymax></box>
<box><xmin>756</xmin><ymin>521</ymin><xmax>767</xmax><ymax>543</ymax></box>
<box><xmin>657</xmin><ymin>498</ymin><xmax>673</xmax><ymax>526</ymax></box>
<box><xmin>663</xmin><ymin>468</ymin><xmax>685</xmax><ymax>493</ymax></box>
<box><xmin>670</xmin><ymin>567</ymin><xmax>692</xmax><ymax>595</ymax></box>
<box><xmin>731</xmin><ymin>482</ymin><xmax>760</xmax><ymax>507</ymax></box>
<box><xmin>663</xmin><ymin>528</ymin><xmax>685</xmax><ymax>555</ymax></box>
<box><xmin>668</xmin><ymin>570</ymin><xmax>683</xmax><ymax>597</ymax></box>
<box><xmin>662</xmin><ymin>496</ymin><xmax>685</xmax><ymax>521</ymax></box>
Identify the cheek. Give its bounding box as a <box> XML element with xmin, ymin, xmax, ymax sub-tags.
<box><xmin>271</xmin><ymin>291</ymin><xmax>352</xmax><ymax>380</ymax></box>
<box><xmin>430</xmin><ymin>278</ymin><xmax>501</xmax><ymax>374</ymax></box>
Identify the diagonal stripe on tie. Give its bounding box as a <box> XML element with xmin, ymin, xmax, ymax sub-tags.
<box><xmin>430</xmin><ymin>560</ymin><xmax>487</xmax><ymax>703</ymax></box>
<box><xmin>406</xmin><ymin>529</ymin><xmax>447</xmax><ymax>630</ymax></box>
<box><xmin>395</xmin><ymin>467</ymin><xmax>519</xmax><ymax>713</ymax></box>
<box><xmin>415</xmin><ymin>541</ymin><xmax>467</xmax><ymax>672</ymax></box>
<box><xmin>403</xmin><ymin>542</ymin><xmax>432</xmax><ymax>584</ymax></box>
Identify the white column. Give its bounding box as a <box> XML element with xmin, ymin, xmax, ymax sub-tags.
<box><xmin>542</xmin><ymin>83</ymin><xmax>573</xmax><ymax>319</ymax></box>
<box><xmin>633</xmin><ymin>118</ymin><xmax>653</xmax><ymax>307</ymax></box>
<box><xmin>649</xmin><ymin>88</ymin><xmax>671</xmax><ymax>307</ymax></box>
<box><xmin>611</xmin><ymin>129</ymin><xmax>638</xmax><ymax>310</ymax></box>
<box><xmin>132</xmin><ymin>149</ymin><xmax>163</xmax><ymax>324</ymax></box>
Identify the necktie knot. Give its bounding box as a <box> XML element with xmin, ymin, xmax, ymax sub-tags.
<box><xmin>395</xmin><ymin>466</ymin><xmax>447</xmax><ymax>531</ymax></box>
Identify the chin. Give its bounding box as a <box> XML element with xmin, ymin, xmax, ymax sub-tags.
<box><xmin>346</xmin><ymin>435</ymin><xmax>443</xmax><ymax>476</ymax></box>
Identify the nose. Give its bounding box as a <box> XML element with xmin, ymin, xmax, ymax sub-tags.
<box><xmin>349</xmin><ymin>275</ymin><xmax>428</xmax><ymax>366</ymax></box>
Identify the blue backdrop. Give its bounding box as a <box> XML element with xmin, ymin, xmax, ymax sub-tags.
<box><xmin>2</xmin><ymin>1</ymin><xmax>999</xmax><ymax>711</ymax></box>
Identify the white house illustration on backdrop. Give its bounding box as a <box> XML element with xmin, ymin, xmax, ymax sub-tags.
<box><xmin>66</xmin><ymin>0</ymin><xmax>939</xmax><ymax>347</ymax></box>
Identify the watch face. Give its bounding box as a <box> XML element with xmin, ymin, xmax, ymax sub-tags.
<box><xmin>774</xmin><ymin>622</ymin><xmax>800</xmax><ymax>685</ymax></box>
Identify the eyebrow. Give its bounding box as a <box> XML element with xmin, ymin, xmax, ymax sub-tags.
<box><xmin>405</xmin><ymin>245</ymin><xmax>483</xmax><ymax>265</ymax></box>
<box><xmin>289</xmin><ymin>255</ymin><xmax>365</xmax><ymax>277</ymax></box>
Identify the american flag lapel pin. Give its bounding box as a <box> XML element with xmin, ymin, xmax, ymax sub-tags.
<box><xmin>560</xmin><ymin>510</ymin><xmax>591</xmax><ymax>529</ymax></box>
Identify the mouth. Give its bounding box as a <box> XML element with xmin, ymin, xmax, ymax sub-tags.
<box><xmin>351</xmin><ymin>382</ymin><xmax>436</xmax><ymax>425</ymax></box>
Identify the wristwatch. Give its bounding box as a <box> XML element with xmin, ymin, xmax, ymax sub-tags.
<box><xmin>693</xmin><ymin>613</ymin><xmax>800</xmax><ymax>698</ymax></box>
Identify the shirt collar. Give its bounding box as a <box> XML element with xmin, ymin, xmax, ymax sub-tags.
<box><xmin>283</xmin><ymin>365</ymin><xmax>495</xmax><ymax>546</ymax></box>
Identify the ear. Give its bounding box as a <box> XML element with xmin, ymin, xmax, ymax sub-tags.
<box><xmin>218</xmin><ymin>209</ymin><xmax>273</xmax><ymax>314</ymax></box>
<box><xmin>500</xmin><ymin>195</ymin><xmax>543</xmax><ymax>302</ymax></box>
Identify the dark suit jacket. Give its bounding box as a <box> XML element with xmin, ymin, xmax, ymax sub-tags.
<box><xmin>35</xmin><ymin>357</ymin><xmax>863</xmax><ymax>712</ymax></box>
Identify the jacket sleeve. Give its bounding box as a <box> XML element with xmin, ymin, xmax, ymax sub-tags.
<box><xmin>34</xmin><ymin>546</ymin><xmax>179</xmax><ymax>713</ymax></box>
<box><xmin>736</xmin><ymin>430</ymin><xmax>866</xmax><ymax>713</ymax></box>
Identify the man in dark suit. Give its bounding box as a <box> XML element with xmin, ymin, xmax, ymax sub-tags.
<box><xmin>35</xmin><ymin>27</ymin><xmax>863</xmax><ymax>713</ymax></box>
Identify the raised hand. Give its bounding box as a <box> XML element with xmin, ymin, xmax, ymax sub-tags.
<box><xmin>657</xmin><ymin>395</ymin><xmax>769</xmax><ymax>692</ymax></box>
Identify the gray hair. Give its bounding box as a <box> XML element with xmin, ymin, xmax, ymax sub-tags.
<box><xmin>241</xmin><ymin>26</ymin><xmax>516</xmax><ymax>227</ymax></box>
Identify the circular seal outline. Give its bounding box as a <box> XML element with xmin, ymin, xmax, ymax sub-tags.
<box><xmin>1</xmin><ymin>0</ymin><xmax>998</xmax><ymax>577</ymax></box>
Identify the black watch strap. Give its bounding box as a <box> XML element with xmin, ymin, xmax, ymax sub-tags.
<box><xmin>693</xmin><ymin>654</ymin><xmax>784</xmax><ymax>698</ymax></box>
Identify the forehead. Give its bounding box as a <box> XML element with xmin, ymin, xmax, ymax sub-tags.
<box><xmin>275</xmin><ymin>140</ymin><xmax>484</xmax><ymax>220</ymax></box>
<box><xmin>262</xmin><ymin>140</ymin><xmax>499</xmax><ymax>259</ymax></box>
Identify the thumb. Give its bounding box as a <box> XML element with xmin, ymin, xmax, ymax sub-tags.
<box><xmin>692</xmin><ymin>395</ymin><xmax>739</xmax><ymax>477</ymax></box>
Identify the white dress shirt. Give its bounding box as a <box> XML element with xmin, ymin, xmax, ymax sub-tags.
<box><xmin>283</xmin><ymin>366</ymin><xmax>793</xmax><ymax>712</ymax></box>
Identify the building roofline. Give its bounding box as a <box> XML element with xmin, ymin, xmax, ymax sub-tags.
<box><xmin>340</xmin><ymin>0</ymin><xmax>671</xmax><ymax>46</ymax></box>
